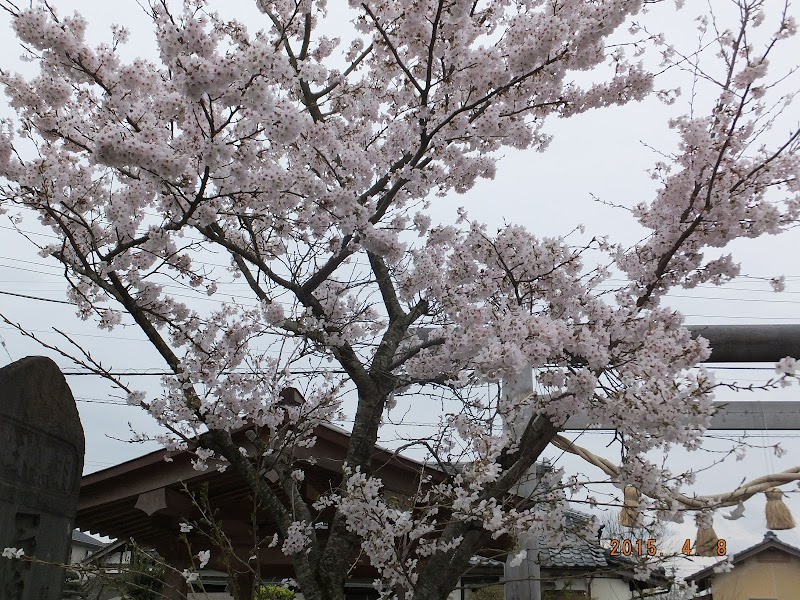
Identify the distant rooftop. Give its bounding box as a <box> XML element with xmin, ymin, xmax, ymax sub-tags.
<box><xmin>686</xmin><ymin>531</ymin><xmax>800</xmax><ymax>582</ymax></box>
<box><xmin>71</xmin><ymin>529</ymin><xmax>105</xmax><ymax>548</ymax></box>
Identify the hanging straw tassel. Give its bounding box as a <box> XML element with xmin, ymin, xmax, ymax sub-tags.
<box><xmin>695</xmin><ymin>524</ymin><xmax>720</xmax><ymax>557</ymax></box>
<box><xmin>693</xmin><ymin>511</ymin><xmax>719</xmax><ymax>557</ymax></box>
<box><xmin>619</xmin><ymin>485</ymin><xmax>641</xmax><ymax>527</ymax></box>
<box><xmin>765</xmin><ymin>487</ymin><xmax>796</xmax><ymax>530</ymax></box>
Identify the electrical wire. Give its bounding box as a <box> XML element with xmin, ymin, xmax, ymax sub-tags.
<box><xmin>0</xmin><ymin>259</ymin><xmax>293</xmax><ymax>309</ymax></box>
<box><xmin>5</xmin><ymin>252</ymin><xmax>800</xmax><ymax>293</ymax></box>
<box><xmin>2</xmin><ymin>225</ymin><xmax>800</xmax><ymax>283</ymax></box>
<box><xmin>4</xmin><ymin>285</ymin><xmax>800</xmax><ymax>323</ymax></box>
<box><xmin>0</xmin><ymin>324</ymin><xmax>147</xmax><ymax>341</ymax></box>
<box><xmin>5</xmin><ymin>257</ymin><xmax>800</xmax><ymax>309</ymax></box>
<box><xmin>69</xmin><ymin>397</ymin><xmax>800</xmax><ymax>437</ymax></box>
<box><xmin>0</xmin><ymin>289</ymin><xmax>76</xmax><ymax>305</ymax></box>
<box><xmin>63</xmin><ymin>369</ymin><xmax>348</xmax><ymax>376</ymax></box>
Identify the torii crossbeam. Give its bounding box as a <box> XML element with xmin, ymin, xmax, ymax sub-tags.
<box><xmin>564</xmin><ymin>325</ymin><xmax>800</xmax><ymax>431</ymax></box>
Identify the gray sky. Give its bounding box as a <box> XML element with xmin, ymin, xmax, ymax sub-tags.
<box><xmin>1</xmin><ymin>0</ymin><xmax>799</xmax><ymax>574</ymax></box>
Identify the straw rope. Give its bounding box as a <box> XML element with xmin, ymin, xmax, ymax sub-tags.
<box><xmin>551</xmin><ymin>434</ymin><xmax>800</xmax><ymax>510</ymax></box>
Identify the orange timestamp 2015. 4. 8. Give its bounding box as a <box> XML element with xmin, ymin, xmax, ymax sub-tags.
<box><xmin>609</xmin><ymin>538</ymin><xmax>728</xmax><ymax>557</ymax></box>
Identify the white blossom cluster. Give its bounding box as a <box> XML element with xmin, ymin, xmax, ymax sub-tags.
<box><xmin>1</xmin><ymin>547</ymin><xmax>23</xmax><ymax>559</ymax></box>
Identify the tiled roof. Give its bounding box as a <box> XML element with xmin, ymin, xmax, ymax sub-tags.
<box><xmin>536</xmin><ymin>509</ymin><xmax>608</xmax><ymax>569</ymax></box>
<box><xmin>538</xmin><ymin>540</ymin><xmax>608</xmax><ymax>568</ymax></box>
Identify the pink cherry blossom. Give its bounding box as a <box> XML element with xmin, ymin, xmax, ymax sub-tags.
<box><xmin>0</xmin><ymin>1</ymin><xmax>797</xmax><ymax>599</ymax></box>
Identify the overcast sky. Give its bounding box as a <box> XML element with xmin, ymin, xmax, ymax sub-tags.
<box><xmin>1</xmin><ymin>0</ymin><xmax>799</xmax><ymax>577</ymax></box>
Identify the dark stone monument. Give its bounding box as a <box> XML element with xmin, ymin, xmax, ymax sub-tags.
<box><xmin>0</xmin><ymin>356</ymin><xmax>85</xmax><ymax>599</ymax></box>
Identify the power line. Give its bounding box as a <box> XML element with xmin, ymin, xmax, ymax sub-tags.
<box><xmin>0</xmin><ymin>223</ymin><xmax>60</xmax><ymax>239</ymax></box>
<box><xmin>60</xmin><ymin>365</ymin><xmax>791</xmax><ymax>378</ymax></box>
<box><xmin>5</xmin><ymin>285</ymin><xmax>800</xmax><ymax>321</ymax></box>
<box><xmin>63</xmin><ymin>369</ymin><xmax>348</xmax><ymax>376</ymax></box>
<box><xmin>0</xmin><ymin>260</ymin><xmax>283</xmax><ymax>309</ymax></box>
<box><xmin>684</xmin><ymin>315</ymin><xmax>798</xmax><ymax>321</ymax></box>
<box><xmin>8</xmin><ymin>279</ymin><xmax>800</xmax><ymax>307</ymax></box>
<box><xmin>707</xmin><ymin>366</ymin><xmax>790</xmax><ymax>370</ymax></box>
<box><xmin>72</xmin><ymin>397</ymin><xmax>445</xmax><ymax>427</ymax></box>
<box><xmin>0</xmin><ymin>255</ymin><xmax>65</xmax><ymax>271</ymax></box>
<box><xmin>599</xmin><ymin>283</ymin><xmax>800</xmax><ymax>294</ymax></box>
<box><xmin>5</xmin><ymin>260</ymin><xmax>800</xmax><ymax>312</ymax></box>
<box><xmin>3</xmin><ymin>260</ymin><xmax>800</xmax><ymax>344</ymax></box>
<box><xmin>670</xmin><ymin>294</ymin><xmax>800</xmax><ymax>305</ymax></box>
<box><xmin>4</xmin><ymin>226</ymin><xmax>800</xmax><ymax>284</ymax></box>
<box><xmin>70</xmin><ymin>398</ymin><xmax>800</xmax><ymax>437</ymax></box>
<box><xmin>0</xmin><ymin>325</ymin><xmax>147</xmax><ymax>342</ymax></box>
<box><xmin>0</xmin><ymin>289</ymin><xmax>74</xmax><ymax>305</ymax></box>
<box><xmin>603</xmin><ymin>275</ymin><xmax>800</xmax><ymax>282</ymax></box>
<box><xmin>6</xmin><ymin>253</ymin><xmax>800</xmax><ymax>290</ymax></box>
<box><xmin>0</xmin><ymin>262</ymin><xmax>71</xmax><ymax>277</ymax></box>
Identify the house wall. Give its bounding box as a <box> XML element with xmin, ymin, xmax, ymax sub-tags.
<box><xmin>590</xmin><ymin>577</ymin><xmax>632</xmax><ymax>600</ymax></box>
<box><xmin>70</xmin><ymin>544</ymin><xmax>94</xmax><ymax>564</ymax></box>
<box><xmin>168</xmin><ymin>573</ymin><xmax>639</xmax><ymax>600</ymax></box>
<box><xmin>97</xmin><ymin>549</ymin><xmax>132</xmax><ymax>574</ymax></box>
<box><xmin>710</xmin><ymin>550</ymin><xmax>800</xmax><ymax>600</ymax></box>
<box><xmin>552</xmin><ymin>576</ymin><xmax>589</xmax><ymax>592</ymax></box>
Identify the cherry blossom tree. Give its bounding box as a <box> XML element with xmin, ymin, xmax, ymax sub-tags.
<box><xmin>0</xmin><ymin>1</ymin><xmax>798</xmax><ymax>599</ymax></box>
